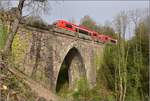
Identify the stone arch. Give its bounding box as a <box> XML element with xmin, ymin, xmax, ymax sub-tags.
<box><xmin>56</xmin><ymin>47</ymin><xmax>86</xmax><ymax>93</ymax></box>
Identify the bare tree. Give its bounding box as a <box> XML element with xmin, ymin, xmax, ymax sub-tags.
<box><xmin>114</xmin><ymin>11</ymin><xmax>128</xmax><ymax>39</ymax></box>
<box><xmin>129</xmin><ymin>8</ymin><xmax>148</xmax><ymax>29</ymax></box>
<box><xmin>113</xmin><ymin>11</ymin><xmax>129</xmax><ymax>101</ymax></box>
<box><xmin>0</xmin><ymin>1</ymin><xmax>51</xmax><ymax>100</ymax></box>
<box><xmin>129</xmin><ymin>9</ymin><xmax>149</xmax><ymax>100</ymax></box>
<box><xmin>0</xmin><ymin>0</ymin><xmax>50</xmax><ymax>58</ymax></box>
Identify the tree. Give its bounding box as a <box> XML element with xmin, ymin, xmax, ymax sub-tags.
<box><xmin>113</xmin><ymin>11</ymin><xmax>129</xmax><ymax>101</ymax></box>
<box><xmin>0</xmin><ymin>0</ymin><xmax>49</xmax><ymax>58</ymax></box>
<box><xmin>80</xmin><ymin>15</ymin><xmax>116</xmax><ymax>36</ymax></box>
<box><xmin>112</xmin><ymin>9</ymin><xmax>149</xmax><ymax>101</ymax></box>
<box><xmin>80</xmin><ymin>15</ymin><xmax>100</xmax><ymax>32</ymax></box>
<box><xmin>0</xmin><ymin>0</ymin><xmax>52</xmax><ymax>100</ymax></box>
<box><xmin>128</xmin><ymin>16</ymin><xmax>149</xmax><ymax>100</ymax></box>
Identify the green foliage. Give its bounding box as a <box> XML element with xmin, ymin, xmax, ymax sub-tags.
<box><xmin>126</xmin><ymin>17</ymin><xmax>149</xmax><ymax>101</ymax></box>
<box><xmin>98</xmin><ymin>44</ymin><xmax>117</xmax><ymax>91</ymax></box>
<box><xmin>80</xmin><ymin>15</ymin><xmax>98</xmax><ymax>31</ymax></box>
<box><xmin>0</xmin><ymin>23</ymin><xmax>8</xmax><ymax>49</ymax></box>
<box><xmin>100</xmin><ymin>15</ymin><xmax>149</xmax><ymax>101</ymax></box>
<box><xmin>12</xmin><ymin>32</ymin><xmax>31</xmax><ymax>69</ymax></box>
<box><xmin>80</xmin><ymin>15</ymin><xmax>117</xmax><ymax>38</ymax></box>
<box><xmin>126</xmin><ymin>87</ymin><xmax>141</xmax><ymax>101</ymax></box>
<box><xmin>106</xmin><ymin>95</ymin><xmax>116</xmax><ymax>101</ymax></box>
<box><xmin>71</xmin><ymin>78</ymin><xmax>90</xmax><ymax>100</ymax></box>
<box><xmin>0</xmin><ymin>12</ymin><xmax>148</xmax><ymax>101</ymax></box>
<box><xmin>71</xmin><ymin>78</ymin><xmax>104</xmax><ymax>101</ymax></box>
<box><xmin>32</xmin><ymin>15</ymin><xmax>150</xmax><ymax>101</ymax></box>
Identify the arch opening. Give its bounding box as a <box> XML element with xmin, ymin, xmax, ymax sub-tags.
<box><xmin>56</xmin><ymin>47</ymin><xmax>86</xmax><ymax>93</ymax></box>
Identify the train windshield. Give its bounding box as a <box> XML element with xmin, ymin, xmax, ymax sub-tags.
<box><xmin>66</xmin><ymin>24</ymin><xmax>72</xmax><ymax>28</ymax></box>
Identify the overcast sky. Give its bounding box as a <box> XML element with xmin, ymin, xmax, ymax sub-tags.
<box><xmin>43</xmin><ymin>1</ymin><xmax>149</xmax><ymax>25</ymax></box>
<box><xmin>10</xmin><ymin>0</ymin><xmax>149</xmax><ymax>38</ymax></box>
<box><xmin>42</xmin><ymin>1</ymin><xmax>148</xmax><ymax>39</ymax></box>
<box><xmin>10</xmin><ymin>1</ymin><xmax>148</xmax><ymax>25</ymax></box>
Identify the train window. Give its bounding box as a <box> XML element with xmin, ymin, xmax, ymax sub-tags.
<box><xmin>111</xmin><ymin>40</ymin><xmax>116</xmax><ymax>43</ymax></box>
<box><xmin>93</xmin><ymin>33</ymin><xmax>97</xmax><ymax>36</ymax></box>
<box><xmin>105</xmin><ymin>37</ymin><xmax>108</xmax><ymax>40</ymax></box>
<box><xmin>79</xmin><ymin>29</ymin><xmax>89</xmax><ymax>35</ymax></box>
<box><xmin>66</xmin><ymin>24</ymin><xmax>72</xmax><ymax>28</ymax></box>
<box><xmin>75</xmin><ymin>28</ymin><xmax>78</xmax><ymax>32</ymax></box>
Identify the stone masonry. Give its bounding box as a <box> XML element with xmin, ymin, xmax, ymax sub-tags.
<box><xmin>13</xmin><ymin>24</ymin><xmax>104</xmax><ymax>92</ymax></box>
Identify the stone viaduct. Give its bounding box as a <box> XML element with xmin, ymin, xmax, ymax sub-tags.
<box><xmin>13</xmin><ymin>24</ymin><xmax>104</xmax><ymax>93</ymax></box>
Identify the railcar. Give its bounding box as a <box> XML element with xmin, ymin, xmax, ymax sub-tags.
<box><xmin>52</xmin><ymin>20</ymin><xmax>117</xmax><ymax>44</ymax></box>
<box><xmin>98</xmin><ymin>35</ymin><xmax>109</xmax><ymax>43</ymax></box>
<box><xmin>53</xmin><ymin>20</ymin><xmax>76</xmax><ymax>32</ymax></box>
<box><xmin>79</xmin><ymin>25</ymin><xmax>99</xmax><ymax>39</ymax></box>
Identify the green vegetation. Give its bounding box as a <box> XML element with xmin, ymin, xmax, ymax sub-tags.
<box><xmin>0</xmin><ymin>25</ymin><xmax>36</xmax><ymax>100</ymax></box>
<box><xmin>1</xmin><ymin>64</ymin><xmax>37</xmax><ymax>101</ymax></box>
<box><xmin>0</xmin><ymin>6</ymin><xmax>149</xmax><ymax>101</ymax></box>
<box><xmin>12</xmin><ymin>32</ymin><xmax>31</xmax><ymax>69</ymax></box>
<box><xmin>0</xmin><ymin>23</ymin><xmax>8</xmax><ymax>49</ymax></box>
<box><xmin>79</xmin><ymin>11</ymin><xmax>149</xmax><ymax>101</ymax></box>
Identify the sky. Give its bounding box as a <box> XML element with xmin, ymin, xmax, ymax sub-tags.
<box><xmin>43</xmin><ymin>1</ymin><xmax>149</xmax><ymax>25</ymax></box>
<box><xmin>10</xmin><ymin>1</ymin><xmax>149</xmax><ymax>25</ymax></box>
<box><xmin>8</xmin><ymin>0</ymin><xmax>149</xmax><ymax>38</ymax></box>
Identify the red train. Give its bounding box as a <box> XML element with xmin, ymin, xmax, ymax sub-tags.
<box><xmin>53</xmin><ymin>20</ymin><xmax>117</xmax><ymax>44</ymax></box>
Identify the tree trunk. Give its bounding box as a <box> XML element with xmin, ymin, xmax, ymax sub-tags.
<box><xmin>3</xmin><ymin>0</ymin><xmax>25</xmax><ymax>57</ymax></box>
<box><xmin>119</xmin><ymin>76</ymin><xmax>123</xmax><ymax>101</ymax></box>
<box><xmin>3</xmin><ymin>18</ymin><xmax>19</xmax><ymax>56</ymax></box>
<box><xmin>122</xmin><ymin>77</ymin><xmax>127</xmax><ymax>101</ymax></box>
